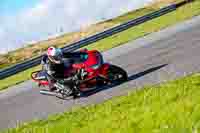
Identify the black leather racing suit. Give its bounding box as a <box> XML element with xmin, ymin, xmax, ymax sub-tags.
<box><xmin>41</xmin><ymin>51</ymin><xmax>87</xmax><ymax>90</ymax></box>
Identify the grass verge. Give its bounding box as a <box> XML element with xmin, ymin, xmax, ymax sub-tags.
<box><xmin>0</xmin><ymin>66</ymin><xmax>41</xmax><ymax>91</ymax></box>
<box><xmin>4</xmin><ymin>73</ymin><xmax>200</xmax><ymax>132</ymax></box>
<box><xmin>1</xmin><ymin>0</ymin><xmax>200</xmax><ymax>91</ymax></box>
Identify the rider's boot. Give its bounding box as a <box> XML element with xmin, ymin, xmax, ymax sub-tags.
<box><xmin>72</xmin><ymin>87</ymin><xmax>81</xmax><ymax>99</ymax></box>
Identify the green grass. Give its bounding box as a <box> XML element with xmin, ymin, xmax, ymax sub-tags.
<box><xmin>4</xmin><ymin>73</ymin><xmax>200</xmax><ymax>133</ymax></box>
<box><xmin>0</xmin><ymin>66</ymin><xmax>41</xmax><ymax>91</ymax></box>
<box><xmin>1</xmin><ymin>0</ymin><xmax>200</xmax><ymax>91</ymax></box>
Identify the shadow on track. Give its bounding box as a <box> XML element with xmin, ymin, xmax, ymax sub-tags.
<box><xmin>82</xmin><ymin>64</ymin><xmax>167</xmax><ymax>97</ymax></box>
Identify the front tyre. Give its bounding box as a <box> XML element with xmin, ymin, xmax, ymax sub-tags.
<box><xmin>107</xmin><ymin>65</ymin><xmax>128</xmax><ymax>83</ymax></box>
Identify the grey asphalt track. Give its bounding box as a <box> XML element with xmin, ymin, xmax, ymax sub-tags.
<box><xmin>1</xmin><ymin>15</ymin><xmax>200</xmax><ymax>130</ymax></box>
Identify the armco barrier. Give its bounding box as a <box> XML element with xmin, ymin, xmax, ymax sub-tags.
<box><xmin>0</xmin><ymin>0</ymin><xmax>191</xmax><ymax>80</ymax></box>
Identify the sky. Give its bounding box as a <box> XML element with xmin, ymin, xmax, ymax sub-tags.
<box><xmin>0</xmin><ymin>0</ymin><xmax>39</xmax><ymax>15</ymax></box>
<box><xmin>0</xmin><ymin>0</ymin><xmax>153</xmax><ymax>54</ymax></box>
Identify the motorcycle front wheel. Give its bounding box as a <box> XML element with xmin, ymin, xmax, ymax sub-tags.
<box><xmin>107</xmin><ymin>65</ymin><xmax>128</xmax><ymax>83</ymax></box>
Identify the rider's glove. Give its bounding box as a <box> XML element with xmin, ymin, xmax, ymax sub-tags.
<box><xmin>79</xmin><ymin>69</ymin><xmax>88</xmax><ymax>80</ymax></box>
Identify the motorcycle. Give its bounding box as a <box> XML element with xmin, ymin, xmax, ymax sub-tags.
<box><xmin>31</xmin><ymin>49</ymin><xmax>128</xmax><ymax>99</ymax></box>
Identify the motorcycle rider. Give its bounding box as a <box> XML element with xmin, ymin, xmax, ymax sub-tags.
<box><xmin>41</xmin><ymin>47</ymin><xmax>90</xmax><ymax>96</ymax></box>
<box><xmin>41</xmin><ymin>46</ymin><xmax>74</xmax><ymax>91</ymax></box>
<box><xmin>42</xmin><ymin>46</ymin><xmax>105</xmax><ymax>97</ymax></box>
<box><xmin>42</xmin><ymin>46</ymin><xmax>89</xmax><ymax>98</ymax></box>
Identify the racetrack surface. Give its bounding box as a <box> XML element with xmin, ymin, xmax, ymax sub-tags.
<box><xmin>1</xmin><ymin>15</ymin><xmax>200</xmax><ymax>130</ymax></box>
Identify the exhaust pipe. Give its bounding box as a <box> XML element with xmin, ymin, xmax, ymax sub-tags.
<box><xmin>40</xmin><ymin>90</ymin><xmax>57</xmax><ymax>96</ymax></box>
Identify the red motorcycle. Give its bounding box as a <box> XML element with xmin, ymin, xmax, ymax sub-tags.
<box><xmin>31</xmin><ymin>49</ymin><xmax>128</xmax><ymax>99</ymax></box>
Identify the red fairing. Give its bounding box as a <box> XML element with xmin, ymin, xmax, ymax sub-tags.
<box><xmin>32</xmin><ymin>78</ymin><xmax>49</xmax><ymax>86</ymax></box>
<box><xmin>38</xmin><ymin>80</ymin><xmax>49</xmax><ymax>86</ymax></box>
<box><xmin>83</xmin><ymin>50</ymin><xmax>100</xmax><ymax>68</ymax></box>
<box><xmin>72</xmin><ymin>50</ymin><xmax>100</xmax><ymax>69</ymax></box>
<box><xmin>99</xmin><ymin>63</ymin><xmax>110</xmax><ymax>76</ymax></box>
<box><xmin>72</xmin><ymin>63</ymin><xmax>85</xmax><ymax>69</ymax></box>
<box><xmin>72</xmin><ymin>50</ymin><xmax>105</xmax><ymax>78</ymax></box>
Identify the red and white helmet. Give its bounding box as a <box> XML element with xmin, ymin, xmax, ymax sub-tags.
<box><xmin>47</xmin><ymin>46</ymin><xmax>63</xmax><ymax>63</ymax></box>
